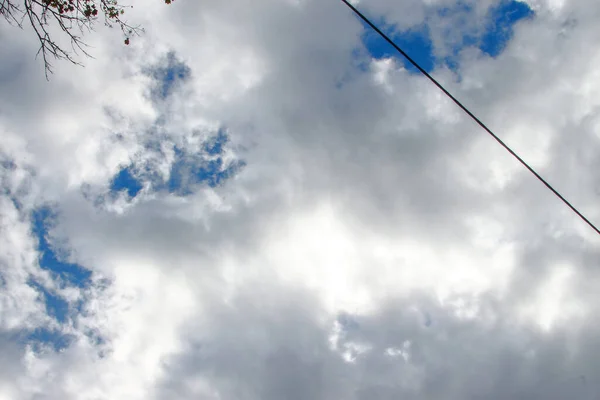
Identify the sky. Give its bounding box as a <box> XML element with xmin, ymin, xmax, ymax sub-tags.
<box><xmin>1</xmin><ymin>0</ymin><xmax>600</xmax><ymax>398</ymax></box>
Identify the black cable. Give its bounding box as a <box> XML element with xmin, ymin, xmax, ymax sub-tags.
<box><xmin>340</xmin><ymin>0</ymin><xmax>600</xmax><ymax>236</ymax></box>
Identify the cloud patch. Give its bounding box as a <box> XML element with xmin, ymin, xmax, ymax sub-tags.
<box><xmin>1</xmin><ymin>0</ymin><xmax>600</xmax><ymax>399</ymax></box>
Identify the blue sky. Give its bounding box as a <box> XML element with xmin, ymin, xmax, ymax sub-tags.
<box><xmin>361</xmin><ymin>0</ymin><xmax>534</xmax><ymax>71</ymax></box>
<box><xmin>109</xmin><ymin>130</ymin><xmax>245</xmax><ymax>198</ymax></box>
<box><xmin>27</xmin><ymin>207</ymin><xmax>91</xmax><ymax>350</ymax></box>
<box><xmin>109</xmin><ymin>54</ymin><xmax>245</xmax><ymax>199</ymax></box>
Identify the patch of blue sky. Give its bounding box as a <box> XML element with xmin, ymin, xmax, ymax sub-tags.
<box><xmin>25</xmin><ymin>207</ymin><xmax>90</xmax><ymax>352</ymax></box>
<box><xmin>125</xmin><ymin>53</ymin><xmax>245</xmax><ymax>196</ymax></box>
<box><xmin>148</xmin><ymin>51</ymin><xmax>191</xmax><ymax>100</ymax></box>
<box><xmin>203</xmin><ymin>128</ymin><xmax>229</xmax><ymax>156</ymax></box>
<box><xmin>31</xmin><ymin>207</ymin><xmax>92</xmax><ymax>289</ymax></box>
<box><xmin>108</xmin><ymin>130</ymin><xmax>244</xmax><ymax>198</ymax></box>
<box><xmin>26</xmin><ymin>279</ymin><xmax>69</xmax><ymax>323</ymax></box>
<box><xmin>358</xmin><ymin>0</ymin><xmax>533</xmax><ymax>72</ymax></box>
<box><xmin>1</xmin><ymin>158</ymin><xmax>26</xmax><ymax>211</ymax></box>
<box><xmin>361</xmin><ymin>20</ymin><xmax>435</xmax><ymax>74</ymax></box>
<box><xmin>166</xmin><ymin>148</ymin><xmax>246</xmax><ymax>195</ymax></box>
<box><xmin>110</xmin><ymin>166</ymin><xmax>143</xmax><ymax>198</ymax></box>
<box><xmin>481</xmin><ymin>0</ymin><xmax>534</xmax><ymax>57</ymax></box>
<box><xmin>26</xmin><ymin>328</ymin><xmax>74</xmax><ymax>352</ymax></box>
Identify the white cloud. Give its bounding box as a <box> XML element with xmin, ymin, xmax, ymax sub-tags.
<box><xmin>2</xmin><ymin>0</ymin><xmax>600</xmax><ymax>398</ymax></box>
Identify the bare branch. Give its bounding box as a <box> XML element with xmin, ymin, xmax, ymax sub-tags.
<box><xmin>1</xmin><ymin>0</ymin><xmax>23</xmax><ymax>25</ymax></box>
<box><xmin>0</xmin><ymin>0</ymin><xmax>173</xmax><ymax>77</ymax></box>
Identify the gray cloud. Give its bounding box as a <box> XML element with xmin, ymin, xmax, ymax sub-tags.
<box><xmin>1</xmin><ymin>0</ymin><xmax>600</xmax><ymax>399</ymax></box>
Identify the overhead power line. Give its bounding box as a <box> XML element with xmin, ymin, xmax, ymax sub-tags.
<box><xmin>340</xmin><ymin>0</ymin><xmax>600</xmax><ymax>236</ymax></box>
